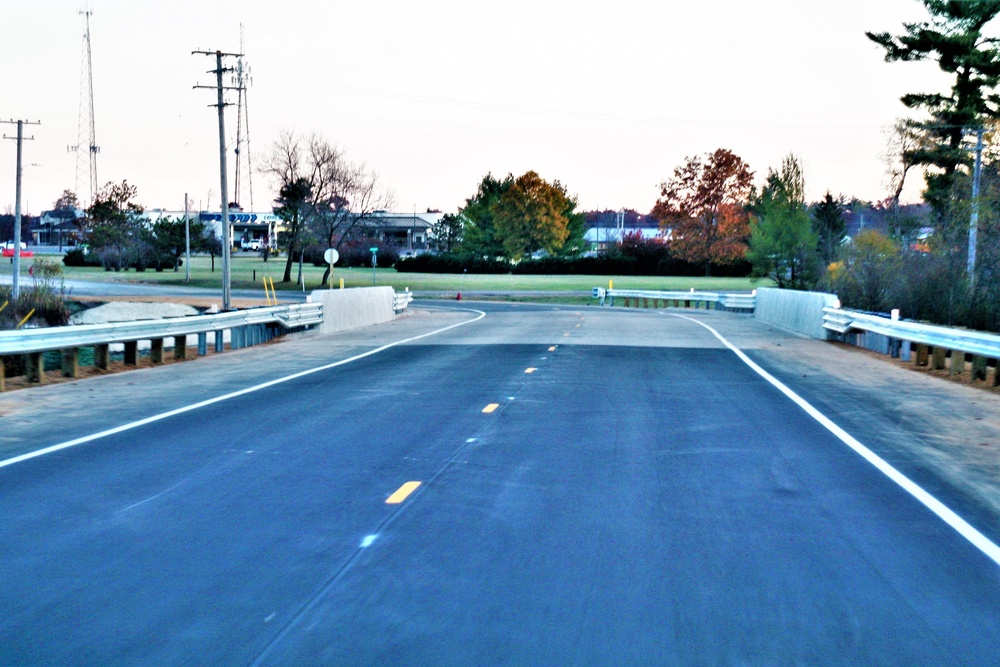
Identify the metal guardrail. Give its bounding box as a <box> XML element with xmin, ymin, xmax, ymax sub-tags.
<box><xmin>393</xmin><ymin>289</ymin><xmax>413</xmax><ymax>313</ymax></box>
<box><xmin>823</xmin><ymin>307</ymin><xmax>1000</xmax><ymax>359</ymax></box>
<box><xmin>593</xmin><ymin>288</ymin><xmax>756</xmax><ymax>311</ymax></box>
<box><xmin>0</xmin><ymin>303</ymin><xmax>323</xmax><ymax>356</ymax></box>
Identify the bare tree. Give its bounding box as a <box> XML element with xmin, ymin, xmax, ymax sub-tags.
<box><xmin>882</xmin><ymin>119</ymin><xmax>927</xmax><ymax>207</ymax></box>
<box><xmin>262</xmin><ymin>129</ymin><xmax>394</xmax><ymax>284</ymax></box>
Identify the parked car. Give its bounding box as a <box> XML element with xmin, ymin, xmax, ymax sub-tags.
<box><xmin>240</xmin><ymin>238</ymin><xmax>262</xmax><ymax>251</ymax></box>
<box><xmin>3</xmin><ymin>241</ymin><xmax>27</xmax><ymax>250</ymax></box>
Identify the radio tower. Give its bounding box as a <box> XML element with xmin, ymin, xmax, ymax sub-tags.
<box><xmin>70</xmin><ymin>8</ymin><xmax>100</xmax><ymax>206</ymax></box>
<box><xmin>232</xmin><ymin>24</ymin><xmax>254</xmax><ymax>211</ymax></box>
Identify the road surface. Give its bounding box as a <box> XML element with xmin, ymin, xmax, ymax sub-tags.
<box><xmin>1</xmin><ymin>303</ymin><xmax>998</xmax><ymax>665</ymax></box>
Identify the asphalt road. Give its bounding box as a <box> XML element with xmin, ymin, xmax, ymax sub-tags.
<box><xmin>2</xmin><ymin>303</ymin><xmax>999</xmax><ymax>665</ymax></box>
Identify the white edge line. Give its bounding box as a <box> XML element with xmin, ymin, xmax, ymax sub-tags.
<box><xmin>0</xmin><ymin>309</ymin><xmax>487</xmax><ymax>469</ymax></box>
<box><xmin>673</xmin><ymin>313</ymin><xmax>1000</xmax><ymax>568</ymax></box>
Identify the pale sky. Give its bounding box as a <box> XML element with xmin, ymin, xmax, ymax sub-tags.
<box><xmin>2</xmin><ymin>0</ymin><xmax>950</xmax><ymax>217</ymax></box>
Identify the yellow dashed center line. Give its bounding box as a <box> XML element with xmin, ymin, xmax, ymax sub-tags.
<box><xmin>482</xmin><ymin>403</ymin><xmax>499</xmax><ymax>413</ymax></box>
<box><xmin>525</xmin><ymin>368</ymin><xmax>537</xmax><ymax>374</ymax></box>
<box><xmin>548</xmin><ymin>346</ymin><xmax>557</xmax><ymax>352</ymax></box>
<box><xmin>385</xmin><ymin>481</ymin><xmax>422</xmax><ymax>504</ymax></box>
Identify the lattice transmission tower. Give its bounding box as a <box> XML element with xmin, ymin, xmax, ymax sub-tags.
<box><xmin>69</xmin><ymin>8</ymin><xmax>100</xmax><ymax>207</ymax></box>
<box><xmin>232</xmin><ymin>25</ymin><xmax>254</xmax><ymax>211</ymax></box>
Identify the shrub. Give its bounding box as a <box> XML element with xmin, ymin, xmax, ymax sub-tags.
<box><xmin>62</xmin><ymin>247</ymin><xmax>101</xmax><ymax>267</ymax></box>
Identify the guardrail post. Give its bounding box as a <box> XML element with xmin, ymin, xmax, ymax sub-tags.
<box><xmin>94</xmin><ymin>344</ymin><xmax>110</xmax><ymax>370</ymax></box>
<box><xmin>215</xmin><ymin>331</ymin><xmax>224</xmax><ymax>353</ymax></box>
<box><xmin>993</xmin><ymin>362</ymin><xmax>1000</xmax><ymax>387</ymax></box>
<box><xmin>27</xmin><ymin>352</ymin><xmax>44</xmax><ymax>383</ymax></box>
<box><xmin>900</xmin><ymin>340</ymin><xmax>911</xmax><ymax>362</ymax></box>
<box><xmin>174</xmin><ymin>336</ymin><xmax>187</xmax><ymax>360</ymax></box>
<box><xmin>971</xmin><ymin>355</ymin><xmax>987</xmax><ymax>382</ymax></box>
<box><xmin>931</xmin><ymin>347</ymin><xmax>947</xmax><ymax>370</ymax></box>
<box><xmin>150</xmin><ymin>338</ymin><xmax>164</xmax><ymax>364</ymax></box>
<box><xmin>62</xmin><ymin>347</ymin><xmax>79</xmax><ymax>378</ymax></box>
<box><xmin>198</xmin><ymin>333</ymin><xmax>207</xmax><ymax>356</ymax></box>
<box><xmin>0</xmin><ymin>362</ymin><xmax>4</xmax><ymax>392</ymax></box>
<box><xmin>949</xmin><ymin>351</ymin><xmax>966</xmax><ymax>377</ymax></box>
<box><xmin>124</xmin><ymin>341</ymin><xmax>138</xmax><ymax>366</ymax></box>
<box><xmin>915</xmin><ymin>344</ymin><xmax>929</xmax><ymax>367</ymax></box>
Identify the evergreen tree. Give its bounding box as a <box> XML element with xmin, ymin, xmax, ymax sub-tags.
<box><xmin>812</xmin><ymin>191</ymin><xmax>847</xmax><ymax>266</ymax></box>
<box><xmin>867</xmin><ymin>1</ymin><xmax>1000</xmax><ymax>234</ymax></box>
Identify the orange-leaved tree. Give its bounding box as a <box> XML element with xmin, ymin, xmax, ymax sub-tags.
<box><xmin>651</xmin><ymin>148</ymin><xmax>754</xmax><ymax>275</ymax></box>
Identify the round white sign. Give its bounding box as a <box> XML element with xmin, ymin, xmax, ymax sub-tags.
<box><xmin>323</xmin><ymin>248</ymin><xmax>340</xmax><ymax>265</ymax></box>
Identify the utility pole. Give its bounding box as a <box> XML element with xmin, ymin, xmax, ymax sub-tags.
<box><xmin>193</xmin><ymin>48</ymin><xmax>242</xmax><ymax>311</ymax></box>
<box><xmin>184</xmin><ymin>193</ymin><xmax>191</xmax><ymax>283</ymax></box>
<box><xmin>968</xmin><ymin>127</ymin><xmax>984</xmax><ymax>285</ymax></box>
<box><xmin>2</xmin><ymin>119</ymin><xmax>40</xmax><ymax>302</ymax></box>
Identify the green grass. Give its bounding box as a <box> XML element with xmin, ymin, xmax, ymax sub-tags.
<box><xmin>10</xmin><ymin>253</ymin><xmax>769</xmax><ymax>295</ymax></box>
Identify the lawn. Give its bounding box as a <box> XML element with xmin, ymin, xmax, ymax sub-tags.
<box><xmin>11</xmin><ymin>253</ymin><xmax>769</xmax><ymax>297</ymax></box>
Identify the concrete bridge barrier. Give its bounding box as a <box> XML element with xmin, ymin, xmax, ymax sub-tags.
<box><xmin>754</xmin><ymin>287</ymin><xmax>840</xmax><ymax>340</ymax></box>
<box><xmin>309</xmin><ymin>287</ymin><xmax>396</xmax><ymax>335</ymax></box>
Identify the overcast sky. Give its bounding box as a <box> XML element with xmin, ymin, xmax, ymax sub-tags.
<box><xmin>1</xmin><ymin>0</ymin><xmax>951</xmax><ymax>217</ymax></box>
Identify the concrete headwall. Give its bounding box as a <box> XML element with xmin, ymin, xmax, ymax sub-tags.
<box><xmin>309</xmin><ymin>287</ymin><xmax>396</xmax><ymax>335</ymax></box>
<box><xmin>754</xmin><ymin>287</ymin><xmax>840</xmax><ymax>340</ymax></box>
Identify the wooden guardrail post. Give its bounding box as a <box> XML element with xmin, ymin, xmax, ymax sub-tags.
<box><xmin>914</xmin><ymin>344</ymin><xmax>929</xmax><ymax>366</ymax></box>
<box><xmin>26</xmin><ymin>352</ymin><xmax>44</xmax><ymax>383</ymax></box>
<box><xmin>198</xmin><ymin>333</ymin><xmax>207</xmax><ymax>356</ymax></box>
<box><xmin>0</xmin><ymin>361</ymin><xmax>5</xmax><ymax>392</ymax></box>
<box><xmin>62</xmin><ymin>348</ymin><xmax>79</xmax><ymax>378</ymax></box>
<box><xmin>124</xmin><ymin>341</ymin><xmax>138</xmax><ymax>366</ymax></box>
<box><xmin>174</xmin><ymin>335</ymin><xmax>187</xmax><ymax>360</ymax></box>
<box><xmin>949</xmin><ymin>351</ymin><xmax>966</xmax><ymax>377</ymax></box>
<box><xmin>993</xmin><ymin>362</ymin><xmax>1000</xmax><ymax>387</ymax></box>
<box><xmin>215</xmin><ymin>331</ymin><xmax>224</xmax><ymax>353</ymax></box>
<box><xmin>931</xmin><ymin>347</ymin><xmax>947</xmax><ymax>370</ymax></box>
<box><xmin>971</xmin><ymin>356</ymin><xmax>988</xmax><ymax>382</ymax></box>
<box><xmin>150</xmin><ymin>338</ymin><xmax>164</xmax><ymax>364</ymax></box>
<box><xmin>95</xmin><ymin>344</ymin><xmax>110</xmax><ymax>370</ymax></box>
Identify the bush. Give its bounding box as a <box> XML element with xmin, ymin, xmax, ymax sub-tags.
<box><xmin>1</xmin><ymin>259</ymin><xmax>70</xmax><ymax>329</ymax></box>
<box><xmin>394</xmin><ymin>251</ymin><xmax>753</xmax><ymax>277</ymax></box>
<box><xmin>62</xmin><ymin>247</ymin><xmax>101</xmax><ymax>267</ymax></box>
<box><xmin>395</xmin><ymin>253</ymin><xmax>511</xmax><ymax>274</ymax></box>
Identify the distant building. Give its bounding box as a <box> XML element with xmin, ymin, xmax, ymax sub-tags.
<box><xmin>31</xmin><ymin>208</ymin><xmax>85</xmax><ymax>246</ymax></box>
<box><xmin>583</xmin><ymin>227</ymin><xmax>665</xmax><ymax>251</ymax></box>
<box><xmin>364</xmin><ymin>211</ymin><xmax>442</xmax><ymax>255</ymax></box>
